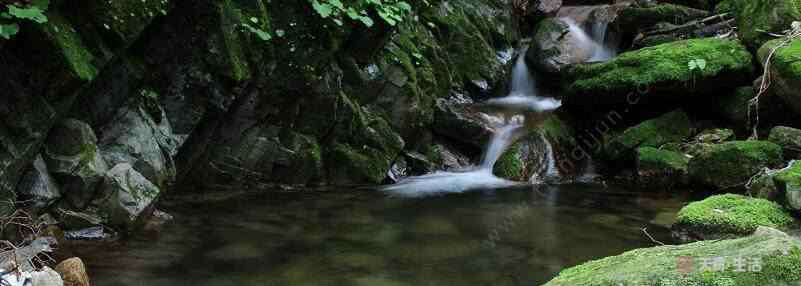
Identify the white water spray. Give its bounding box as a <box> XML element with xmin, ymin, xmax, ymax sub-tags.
<box><xmin>562</xmin><ymin>17</ymin><xmax>615</xmax><ymax>63</ymax></box>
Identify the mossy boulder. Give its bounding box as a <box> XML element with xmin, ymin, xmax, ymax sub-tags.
<box><xmin>615</xmin><ymin>4</ymin><xmax>710</xmax><ymax>31</ymax></box>
<box><xmin>695</xmin><ymin>128</ymin><xmax>735</xmax><ymax>144</ymax></box>
<box><xmin>527</xmin><ymin>17</ymin><xmax>596</xmax><ymax>75</ymax></box>
<box><xmin>329</xmin><ymin>143</ymin><xmax>394</xmax><ymax>185</ymax></box>
<box><xmin>76</xmin><ymin>0</ymin><xmax>172</xmax><ymax>49</ymax></box>
<box><xmin>769</xmin><ymin>126</ymin><xmax>801</xmax><ymax>159</ymax></box>
<box><xmin>603</xmin><ymin>110</ymin><xmax>693</xmax><ymax>163</ymax></box>
<box><xmin>544</xmin><ymin>227</ymin><xmax>801</xmax><ymax>286</ymax></box>
<box><xmin>95</xmin><ymin>163</ymin><xmax>160</xmax><ymax>230</ymax></box>
<box><xmin>725</xmin><ymin>0</ymin><xmax>801</xmax><ymax>48</ymax></box>
<box><xmin>774</xmin><ymin>161</ymin><xmax>801</xmax><ymax>213</ymax></box>
<box><xmin>689</xmin><ymin>141</ymin><xmax>784</xmax><ymax>190</ymax></box>
<box><xmin>636</xmin><ymin>147</ymin><xmax>690</xmax><ymax>189</ymax></box>
<box><xmin>759</xmin><ymin>39</ymin><xmax>801</xmax><ymax>118</ymax></box>
<box><xmin>673</xmin><ymin>194</ymin><xmax>793</xmax><ymax>241</ymax></box>
<box><xmin>565</xmin><ymin>38</ymin><xmax>753</xmax><ymax>106</ymax></box>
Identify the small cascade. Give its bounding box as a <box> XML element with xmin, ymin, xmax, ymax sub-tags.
<box><xmin>480</xmin><ymin>124</ymin><xmax>523</xmax><ymax>170</ymax></box>
<box><xmin>561</xmin><ymin>17</ymin><xmax>614</xmax><ymax>63</ymax></box>
<box><xmin>531</xmin><ymin>132</ymin><xmax>560</xmax><ymax>183</ymax></box>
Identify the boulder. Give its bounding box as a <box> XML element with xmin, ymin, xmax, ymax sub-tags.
<box><xmin>769</xmin><ymin>126</ymin><xmax>801</xmax><ymax>159</ymax></box>
<box><xmin>43</xmin><ymin>119</ymin><xmax>109</xmax><ymax>209</ymax></box>
<box><xmin>635</xmin><ymin>147</ymin><xmax>690</xmax><ymax>189</ymax></box>
<box><xmin>527</xmin><ymin>18</ymin><xmax>597</xmax><ymax>76</ymax></box>
<box><xmin>525</xmin><ymin>0</ymin><xmax>562</xmax><ymax>23</ymax></box>
<box><xmin>602</xmin><ymin>110</ymin><xmax>692</xmax><ymax>162</ymax></box>
<box><xmin>55</xmin><ymin>257</ymin><xmax>90</xmax><ymax>286</ymax></box>
<box><xmin>493</xmin><ymin>133</ymin><xmax>551</xmax><ymax>182</ymax></box>
<box><xmin>432</xmin><ymin>95</ymin><xmax>495</xmax><ymax>149</ymax></box>
<box><xmin>544</xmin><ymin>227</ymin><xmax>801</xmax><ymax>285</ymax></box>
<box><xmin>99</xmin><ymin>104</ymin><xmax>178</xmax><ymax>189</ymax></box>
<box><xmin>694</xmin><ymin>128</ymin><xmax>735</xmax><ymax>144</ymax></box>
<box><xmin>773</xmin><ymin>161</ymin><xmax>801</xmax><ymax>213</ymax></box>
<box><xmin>759</xmin><ymin>39</ymin><xmax>801</xmax><ymax>118</ymax></box>
<box><xmin>30</xmin><ymin>267</ymin><xmax>64</xmax><ymax>286</ymax></box>
<box><xmin>16</xmin><ymin>155</ymin><xmax>61</xmax><ymax>212</ymax></box>
<box><xmin>95</xmin><ymin>164</ymin><xmax>160</xmax><ymax>229</ymax></box>
<box><xmin>565</xmin><ymin>38</ymin><xmax>753</xmax><ymax>106</ymax></box>
<box><xmin>673</xmin><ymin>194</ymin><xmax>793</xmax><ymax>241</ymax></box>
<box><xmin>688</xmin><ymin>141</ymin><xmax>783</xmax><ymax>190</ymax></box>
<box><xmin>615</xmin><ymin>3</ymin><xmax>710</xmax><ymax>31</ymax></box>
<box><xmin>725</xmin><ymin>0</ymin><xmax>801</xmax><ymax>48</ymax></box>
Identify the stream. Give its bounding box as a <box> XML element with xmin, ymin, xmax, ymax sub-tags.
<box><xmin>70</xmin><ymin>185</ymin><xmax>688</xmax><ymax>286</ymax></box>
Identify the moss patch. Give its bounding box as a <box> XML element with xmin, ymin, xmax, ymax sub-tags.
<box><xmin>637</xmin><ymin>147</ymin><xmax>689</xmax><ymax>172</ymax></box>
<box><xmin>689</xmin><ymin>141</ymin><xmax>784</xmax><ymax>190</ymax></box>
<box><xmin>566</xmin><ymin>38</ymin><xmax>753</xmax><ymax>104</ymax></box>
<box><xmin>676</xmin><ymin>194</ymin><xmax>793</xmax><ymax>237</ymax></box>
<box><xmin>729</xmin><ymin>0</ymin><xmax>801</xmax><ymax>48</ymax></box>
<box><xmin>604</xmin><ymin>110</ymin><xmax>692</xmax><ymax>162</ymax></box>
<box><xmin>544</xmin><ymin>231</ymin><xmax>801</xmax><ymax>286</ymax></box>
<box><xmin>41</xmin><ymin>12</ymin><xmax>98</xmax><ymax>81</ymax></box>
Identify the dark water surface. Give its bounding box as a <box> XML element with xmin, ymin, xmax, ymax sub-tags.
<box><xmin>69</xmin><ymin>184</ymin><xmax>688</xmax><ymax>286</ymax></box>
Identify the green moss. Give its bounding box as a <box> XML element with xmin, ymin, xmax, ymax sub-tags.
<box><xmin>493</xmin><ymin>144</ymin><xmax>524</xmax><ymax>180</ymax></box>
<box><xmin>605</xmin><ymin>110</ymin><xmax>692</xmax><ymax>161</ymax></box>
<box><xmin>760</xmin><ymin>39</ymin><xmax>801</xmax><ymax>89</ymax></box>
<box><xmin>545</xmin><ymin>231</ymin><xmax>801</xmax><ymax>286</ymax></box>
<box><xmin>730</xmin><ymin>0</ymin><xmax>801</xmax><ymax>48</ymax></box>
<box><xmin>90</xmin><ymin>0</ymin><xmax>171</xmax><ymax>45</ymax></box>
<box><xmin>676</xmin><ymin>194</ymin><xmax>793</xmax><ymax>236</ymax></box>
<box><xmin>42</xmin><ymin>12</ymin><xmax>97</xmax><ymax>81</ymax></box>
<box><xmin>617</xmin><ymin>4</ymin><xmax>710</xmax><ymax>28</ymax></box>
<box><xmin>689</xmin><ymin>141</ymin><xmax>784</xmax><ymax>189</ymax></box>
<box><xmin>329</xmin><ymin>143</ymin><xmax>392</xmax><ymax>185</ymax></box>
<box><xmin>567</xmin><ymin>38</ymin><xmax>753</xmax><ymax>101</ymax></box>
<box><xmin>637</xmin><ymin>147</ymin><xmax>689</xmax><ymax>172</ymax></box>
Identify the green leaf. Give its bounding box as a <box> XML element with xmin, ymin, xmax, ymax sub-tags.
<box><xmin>397</xmin><ymin>1</ymin><xmax>412</xmax><ymax>11</ymax></box>
<box><xmin>0</xmin><ymin>23</ymin><xmax>19</xmax><ymax>39</ymax></box>
<box><xmin>311</xmin><ymin>1</ymin><xmax>333</xmax><ymax>18</ymax></box>
<box><xmin>358</xmin><ymin>15</ymin><xmax>374</xmax><ymax>27</ymax></box>
<box><xmin>696</xmin><ymin>59</ymin><xmax>707</xmax><ymax>70</ymax></box>
<box><xmin>7</xmin><ymin>5</ymin><xmax>47</xmax><ymax>24</ymax></box>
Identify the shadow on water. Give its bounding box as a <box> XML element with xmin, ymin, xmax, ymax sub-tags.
<box><xmin>68</xmin><ymin>184</ymin><xmax>690</xmax><ymax>286</ymax></box>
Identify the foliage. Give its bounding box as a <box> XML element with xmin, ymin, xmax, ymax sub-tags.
<box><xmin>688</xmin><ymin>58</ymin><xmax>707</xmax><ymax>71</ymax></box>
<box><xmin>309</xmin><ymin>0</ymin><xmax>412</xmax><ymax>27</ymax></box>
<box><xmin>240</xmin><ymin>17</ymin><xmax>271</xmax><ymax>41</ymax></box>
<box><xmin>0</xmin><ymin>0</ymin><xmax>48</xmax><ymax>39</ymax></box>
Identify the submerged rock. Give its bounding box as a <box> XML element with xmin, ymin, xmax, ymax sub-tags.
<box><xmin>565</xmin><ymin>38</ymin><xmax>753</xmax><ymax>106</ymax></box>
<box><xmin>43</xmin><ymin>119</ymin><xmax>109</xmax><ymax>209</ymax></box>
<box><xmin>673</xmin><ymin>194</ymin><xmax>793</xmax><ymax>242</ymax></box>
<box><xmin>688</xmin><ymin>141</ymin><xmax>783</xmax><ymax>190</ymax></box>
<box><xmin>602</xmin><ymin>110</ymin><xmax>692</xmax><ymax>163</ymax></box>
<box><xmin>545</xmin><ymin>226</ymin><xmax>801</xmax><ymax>285</ymax></box>
<box><xmin>636</xmin><ymin>147</ymin><xmax>689</xmax><ymax>189</ymax></box>
<box><xmin>759</xmin><ymin>40</ymin><xmax>801</xmax><ymax>118</ymax></box>
<box><xmin>769</xmin><ymin>126</ymin><xmax>801</xmax><ymax>159</ymax></box>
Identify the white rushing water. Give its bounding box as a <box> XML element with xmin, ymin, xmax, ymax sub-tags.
<box><xmin>384</xmin><ymin>49</ymin><xmax>562</xmax><ymax>197</ymax></box>
<box><xmin>562</xmin><ymin>17</ymin><xmax>615</xmax><ymax>63</ymax></box>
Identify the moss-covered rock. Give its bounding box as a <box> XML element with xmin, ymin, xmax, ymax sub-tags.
<box><xmin>689</xmin><ymin>141</ymin><xmax>784</xmax><ymax>190</ymax></box>
<box><xmin>527</xmin><ymin>17</ymin><xmax>595</xmax><ymax>75</ymax></box>
<box><xmin>673</xmin><ymin>194</ymin><xmax>793</xmax><ymax>241</ymax></box>
<box><xmin>725</xmin><ymin>0</ymin><xmax>801</xmax><ymax>48</ymax></box>
<box><xmin>544</xmin><ymin>227</ymin><xmax>801</xmax><ymax>286</ymax></box>
<box><xmin>329</xmin><ymin>143</ymin><xmax>393</xmax><ymax>185</ymax></box>
<box><xmin>769</xmin><ymin>126</ymin><xmax>801</xmax><ymax>159</ymax></box>
<box><xmin>615</xmin><ymin>4</ymin><xmax>710</xmax><ymax>30</ymax></box>
<box><xmin>695</xmin><ymin>128</ymin><xmax>735</xmax><ymax>144</ymax></box>
<box><xmin>603</xmin><ymin>110</ymin><xmax>693</xmax><ymax>162</ymax></box>
<box><xmin>636</xmin><ymin>147</ymin><xmax>690</xmax><ymax>189</ymax></box>
<box><xmin>774</xmin><ymin>161</ymin><xmax>801</xmax><ymax>213</ymax></box>
<box><xmin>565</xmin><ymin>38</ymin><xmax>753</xmax><ymax>106</ymax></box>
<box><xmin>759</xmin><ymin>39</ymin><xmax>801</xmax><ymax>118</ymax></box>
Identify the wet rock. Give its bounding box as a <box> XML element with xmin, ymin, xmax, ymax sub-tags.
<box><xmin>769</xmin><ymin>126</ymin><xmax>801</xmax><ymax>159</ymax></box>
<box><xmin>527</xmin><ymin>18</ymin><xmax>596</xmax><ymax>76</ymax></box>
<box><xmin>635</xmin><ymin>147</ymin><xmax>689</xmax><ymax>189</ymax></box>
<box><xmin>726</xmin><ymin>0</ymin><xmax>801</xmax><ymax>48</ymax></box>
<box><xmin>688</xmin><ymin>141</ymin><xmax>783</xmax><ymax>190</ymax></box>
<box><xmin>615</xmin><ymin>3</ymin><xmax>710</xmax><ymax>34</ymax></box>
<box><xmin>565</xmin><ymin>38</ymin><xmax>753</xmax><ymax>106</ymax></box>
<box><xmin>758</xmin><ymin>39</ymin><xmax>801</xmax><ymax>118</ymax></box>
<box><xmin>43</xmin><ymin>119</ymin><xmax>109</xmax><ymax>209</ymax></box>
<box><xmin>95</xmin><ymin>164</ymin><xmax>160</xmax><ymax>229</ymax></box>
<box><xmin>433</xmin><ymin>95</ymin><xmax>495</xmax><ymax>149</ymax></box>
<box><xmin>694</xmin><ymin>128</ymin><xmax>734</xmax><ymax>144</ymax></box>
<box><xmin>525</xmin><ymin>0</ymin><xmax>562</xmax><ymax>23</ymax></box>
<box><xmin>16</xmin><ymin>155</ymin><xmax>61</xmax><ymax>212</ymax></box>
<box><xmin>544</xmin><ymin>226</ymin><xmax>801</xmax><ymax>285</ymax></box>
<box><xmin>63</xmin><ymin>226</ymin><xmax>108</xmax><ymax>241</ymax></box>
<box><xmin>672</xmin><ymin>194</ymin><xmax>793</xmax><ymax>242</ymax></box>
<box><xmin>55</xmin><ymin>257</ymin><xmax>90</xmax><ymax>286</ymax></box>
<box><xmin>30</xmin><ymin>267</ymin><xmax>63</xmax><ymax>286</ymax></box>
<box><xmin>99</xmin><ymin>103</ymin><xmax>178</xmax><ymax>189</ymax></box>
<box><xmin>602</xmin><ymin>110</ymin><xmax>692</xmax><ymax>163</ymax></box>
<box><xmin>771</xmin><ymin>161</ymin><xmax>801</xmax><ymax>213</ymax></box>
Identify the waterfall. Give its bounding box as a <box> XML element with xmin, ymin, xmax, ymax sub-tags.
<box><xmin>480</xmin><ymin>124</ymin><xmax>523</xmax><ymax>170</ymax></box>
<box><xmin>531</xmin><ymin>132</ymin><xmax>560</xmax><ymax>183</ymax></box>
<box><xmin>562</xmin><ymin>17</ymin><xmax>614</xmax><ymax>63</ymax></box>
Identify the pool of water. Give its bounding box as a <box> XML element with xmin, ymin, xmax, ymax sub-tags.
<box><xmin>66</xmin><ymin>184</ymin><xmax>688</xmax><ymax>286</ymax></box>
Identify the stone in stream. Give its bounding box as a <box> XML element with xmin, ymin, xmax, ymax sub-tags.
<box><xmin>55</xmin><ymin>258</ymin><xmax>90</xmax><ymax>286</ymax></box>
<box><xmin>43</xmin><ymin>119</ymin><xmax>109</xmax><ymax>210</ymax></box>
<box><xmin>544</xmin><ymin>226</ymin><xmax>801</xmax><ymax>285</ymax></box>
<box><xmin>672</xmin><ymin>194</ymin><xmax>793</xmax><ymax>242</ymax></box>
<box><xmin>758</xmin><ymin>39</ymin><xmax>801</xmax><ymax>119</ymax></box>
<box><xmin>95</xmin><ymin>164</ymin><xmax>160</xmax><ymax>229</ymax></box>
<box><xmin>602</xmin><ymin>110</ymin><xmax>692</xmax><ymax>163</ymax></box>
<box><xmin>688</xmin><ymin>141</ymin><xmax>784</xmax><ymax>190</ymax></box>
<box><xmin>769</xmin><ymin>126</ymin><xmax>801</xmax><ymax>159</ymax></box>
<box><xmin>564</xmin><ymin>38</ymin><xmax>753</xmax><ymax>106</ymax></box>
<box><xmin>635</xmin><ymin>147</ymin><xmax>690</xmax><ymax>189</ymax></box>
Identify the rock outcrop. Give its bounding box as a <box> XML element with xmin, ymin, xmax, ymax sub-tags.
<box><xmin>673</xmin><ymin>194</ymin><xmax>793</xmax><ymax>241</ymax></box>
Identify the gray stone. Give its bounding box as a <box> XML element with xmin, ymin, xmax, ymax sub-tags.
<box><xmin>16</xmin><ymin>155</ymin><xmax>61</xmax><ymax>212</ymax></box>
<box><xmin>96</xmin><ymin>164</ymin><xmax>160</xmax><ymax>229</ymax></box>
<box><xmin>43</xmin><ymin>119</ymin><xmax>109</xmax><ymax>209</ymax></box>
<box><xmin>30</xmin><ymin>267</ymin><xmax>63</xmax><ymax>286</ymax></box>
<box><xmin>769</xmin><ymin>126</ymin><xmax>801</xmax><ymax>160</ymax></box>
